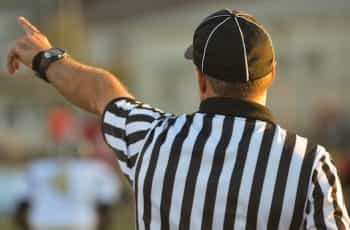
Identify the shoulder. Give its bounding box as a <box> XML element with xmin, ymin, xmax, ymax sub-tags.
<box><xmin>104</xmin><ymin>97</ymin><xmax>173</xmax><ymax>119</ymax></box>
<box><xmin>276</xmin><ymin>125</ymin><xmax>330</xmax><ymax>169</ymax></box>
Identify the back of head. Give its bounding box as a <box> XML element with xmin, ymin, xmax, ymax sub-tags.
<box><xmin>206</xmin><ymin>73</ymin><xmax>274</xmax><ymax>99</ymax></box>
<box><xmin>185</xmin><ymin>9</ymin><xmax>276</xmax><ymax>100</ymax></box>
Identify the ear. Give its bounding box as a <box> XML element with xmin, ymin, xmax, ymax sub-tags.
<box><xmin>271</xmin><ymin>62</ymin><xmax>276</xmax><ymax>79</ymax></box>
<box><xmin>195</xmin><ymin>68</ymin><xmax>207</xmax><ymax>98</ymax></box>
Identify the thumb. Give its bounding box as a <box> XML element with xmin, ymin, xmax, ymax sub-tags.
<box><xmin>7</xmin><ymin>48</ymin><xmax>20</xmax><ymax>75</ymax></box>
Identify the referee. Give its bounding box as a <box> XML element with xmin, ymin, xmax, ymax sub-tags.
<box><xmin>8</xmin><ymin>9</ymin><xmax>350</xmax><ymax>230</ymax></box>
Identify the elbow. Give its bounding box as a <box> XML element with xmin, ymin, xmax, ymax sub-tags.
<box><xmin>93</xmin><ymin>69</ymin><xmax>133</xmax><ymax>116</ymax></box>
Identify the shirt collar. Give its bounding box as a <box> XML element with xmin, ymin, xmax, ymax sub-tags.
<box><xmin>199</xmin><ymin>97</ymin><xmax>276</xmax><ymax>124</ymax></box>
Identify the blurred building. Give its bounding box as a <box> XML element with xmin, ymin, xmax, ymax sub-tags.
<box><xmin>83</xmin><ymin>0</ymin><xmax>350</xmax><ymax>131</ymax></box>
<box><xmin>0</xmin><ymin>0</ymin><xmax>349</xmax><ymax>146</ymax></box>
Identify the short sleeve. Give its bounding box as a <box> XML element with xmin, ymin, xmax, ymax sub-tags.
<box><xmin>304</xmin><ymin>149</ymin><xmax>350</xmax><ymax>229</ymax></box>
<box><xmin>101</xmin><ymin>97</ymin><xmax>173</xmax><ymax>183</ymax></box>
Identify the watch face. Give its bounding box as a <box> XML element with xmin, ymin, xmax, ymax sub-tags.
<box><xmin>45</xmin><ymin>48</ymin><xmax>65</xmax><ymax>59</ymax></box>
<box><xmin>44</xmin><ymin>52</ymin><xmax>52</xmax><ymax>58</ymax></box>
<box><xmin>51</xmin><ymin>48</ymin><xmax>64</xmax><ymax>56</ymax></box>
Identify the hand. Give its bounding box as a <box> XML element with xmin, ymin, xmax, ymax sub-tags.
<box><xmin>7</xmin><ymin>17</ymin><xmax>52</xmax><ymax>75</ymax></box>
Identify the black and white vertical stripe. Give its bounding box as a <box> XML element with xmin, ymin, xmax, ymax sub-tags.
<box><xmin>102</xmin><ymin>98</ymin><xmax>350</xmax><ymax>230</ymax></box>
<box><xmin>304</xmin><ymin>152</ymin><xmax>350</xmax><ymax>229</ymax></box>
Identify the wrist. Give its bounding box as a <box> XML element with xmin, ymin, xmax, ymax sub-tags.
<box><xmin>46</xmin><ymin>56</ymin><xmax>68</xmax><ymax>82</ymax></box>
<box><xmin>32</xmin><ymin>48</ymin><xmax>68</xmax><ymax>83</ymax></box>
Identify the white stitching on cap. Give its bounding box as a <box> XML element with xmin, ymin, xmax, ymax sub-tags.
<box><xmin>237</xmin><ymin>15</ymin><xmax>266</xmax><ymax>33</ymax></box>
<box><xmin>201</xmin><ymin>15</ymin><xmax>231</xmax><ymax>24</ymax></box>
<box><xmin>237</xmin><ymin>15</ymin><xmax>275</xmax><ymax>63</ymax></box>
<box><xmin>201</xmin><ymin>17</ymin><xmax>231</xmax><ymax>73</ymax></box>
<box><xmin>234</xmin><ymin>17</ymin><xmax>249</xmax><ymax>81</ymax></box>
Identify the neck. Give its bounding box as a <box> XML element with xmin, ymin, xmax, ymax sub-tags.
<box><xmin>201</xmin><ymin>91</ymin><xmax>268</xmax><ymax>106</ymax></box>
<box><xmin>252</xmin><ymin>92</ymin><xmax>267</xmax><ymax>106</ymax></box>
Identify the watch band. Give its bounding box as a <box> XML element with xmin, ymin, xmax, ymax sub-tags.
<box><xmin>32</xmin><ymin>48</ymin><xmax>67</xmax><ymax>83</ymax></box>
<box><xmin>32</xmin><ymin>51</ymin><xmax>48</xmax><ymax>82</ymax></box>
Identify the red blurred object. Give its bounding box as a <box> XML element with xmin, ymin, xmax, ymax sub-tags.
<box><xmin>47</xmin><ymin>106</ymin><xmax>75</xmax><ymax>143</ymax></box>
<box><xmin>81</xmin><ymin>117</ymin><xmax>117</xmax><ymax>166</ymax></box>
<box><xmin>336</xmin><ymin>155</ymin><xmax>350</xmax><ymax>185</ymax></box>
<box><xmin>82</xmin><ymin>118</ymin><xmax>100</xmax><ymax>142</ymax></box>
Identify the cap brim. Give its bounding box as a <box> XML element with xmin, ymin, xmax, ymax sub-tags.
<box><xmin>184</xmin><ymin>45</ymin><xmax>193</xmax><ymax>60</ymax></box>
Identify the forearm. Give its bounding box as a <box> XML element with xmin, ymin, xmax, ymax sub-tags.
<box><xmin>47</xmin><ymin>57</ymin><xmax>133</xmax><ymax>115</ymax></box>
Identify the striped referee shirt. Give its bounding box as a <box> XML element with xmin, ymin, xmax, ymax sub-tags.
<box><xmin>102</xmin><ymin>97</ymin><xmax>350</xmax><ymax>230</ymax></box>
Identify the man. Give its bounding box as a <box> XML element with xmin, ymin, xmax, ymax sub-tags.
<box><xmin>7</xmin><ymin>9</ymin><xmax>350</xmax><ymax>230</ymax></box>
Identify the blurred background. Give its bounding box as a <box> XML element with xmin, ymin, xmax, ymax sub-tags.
<box><xmin>0</xmin><ymin>0</ymin><xmax>349</xmax><ymax>229</ymax></box>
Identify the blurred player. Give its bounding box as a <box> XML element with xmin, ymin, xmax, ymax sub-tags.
<box><xmin>15</xmin><ymin>156</ymin><xmax>121</xmax><ymax>230</ymax></box>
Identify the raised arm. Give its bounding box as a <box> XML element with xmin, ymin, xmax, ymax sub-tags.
<box><xmin>7</xmin><ymin>17</ymin><xmax>133</xmax><ymax>115</ymax></box>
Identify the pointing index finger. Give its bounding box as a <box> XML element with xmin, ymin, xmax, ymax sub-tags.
<box><xmin>18</xmin><ymin>16</ymin><xmax>40</xmax><ymax>35</ymax></box>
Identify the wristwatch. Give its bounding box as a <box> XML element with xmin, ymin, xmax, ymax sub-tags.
<box><xmin>32</xmin><ymin>48</ymin><xmax>67</xmax><ymax>83</ymax></box>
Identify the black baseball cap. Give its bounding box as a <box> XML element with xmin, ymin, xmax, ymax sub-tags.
<box><xmin>185</xmin><ymin>9</ymin><xmax>275</xmax><ymax>82</ymax></box>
